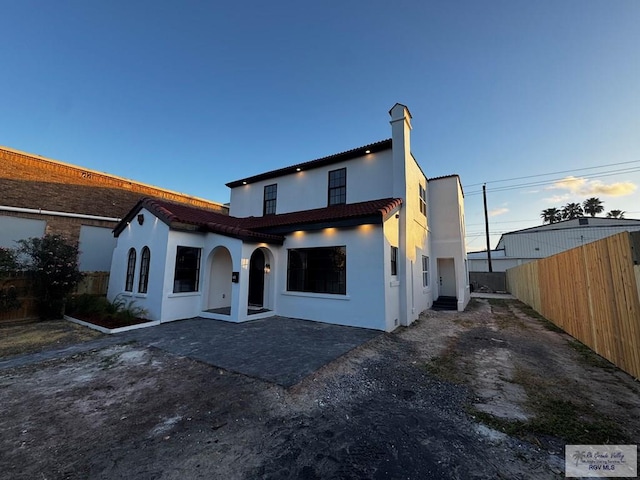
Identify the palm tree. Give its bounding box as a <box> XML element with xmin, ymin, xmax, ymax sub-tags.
<box><xmin>606</xmin><ymin>209</ymin><xmax>625</xmax><ymax>219</ymax></box>
<box><xmin>562</xmin><ymin>202</ymin><xmax>584</xmax><ymax>220</ymax></box>
<box><xmin>582</xmin><ymin>197</ymin><xmax>604</xmax><ymax>217</ymax></box>
<box><xmin>541</xmin><ymin>207</ymin><xmax>562</xmax><ymax>224</ymax></box>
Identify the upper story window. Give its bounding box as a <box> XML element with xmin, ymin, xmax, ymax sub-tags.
<box><xmin>173</xmin><ymin>246</ymin><xmax>201</xmax><ymax>293</ymax></box>
<box><xmin>263</xmin><ymin>184</ymin><xmax>277</xmax><ymax>215</ymax></box>
<box><xmin>328</xmin><ymin>168</ymin><xmax>346</xmax><ymax>206</ymax></box>
<box><xmin>390</xmin><ymin>246</ymin><xmax>398</xmax><ymax>276</ymax></box>
<box><xmin>419</xmin><ymin>184</ymin><xmax>427</xmax><ymax>216</ymax></box>
<box><xmin>125</xmin><ymin>248</ymin><xmax>136</xmax><ymax>292</ymax></box>
<box><xmin>138</xmin><ymin>246</ymin><xmax>150</xmax><ymax>294</ymax></box>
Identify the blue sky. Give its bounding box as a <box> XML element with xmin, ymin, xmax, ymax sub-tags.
<box><xmin>2</xmin><ymin>0</ymin><xmax>638</xmax><ymax>250</ymax></box>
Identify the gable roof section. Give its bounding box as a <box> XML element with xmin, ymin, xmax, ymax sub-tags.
<box><xmin>115</xmin><ymin>197</ymin><xmax>402</xmax><ymax>241</ymax></box>
<box><xmin>226</xmin><ymin>139</ymin><xmax>392</xmax><ymax>188</ymax></box>
<box><xmin>115</xmin><ymin>198</ymin><xmax>284</xmax><ymax>244</ymax></box>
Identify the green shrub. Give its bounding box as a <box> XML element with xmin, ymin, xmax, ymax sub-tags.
<box><xmin>17</xmin><ymin>235</ymin><xmax>83</xmax><ymax>320</ymax></box>
<box><xmin>67</xmin><ymin>293</ymin><xmax>148</xmax><ymax>322</ymax></box>
<box><xmin>0</xmin><ymin>247</ymin><xmax>19</xmax><ymax>276</ymax></box>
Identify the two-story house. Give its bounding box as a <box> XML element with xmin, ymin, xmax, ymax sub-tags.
<box><xmin>107</xmin><ymin>104</ymin><xmax>469</xmax><ymax>331</ymax></box>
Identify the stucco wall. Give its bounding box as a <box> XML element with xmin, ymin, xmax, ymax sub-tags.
<box><xmin>107</xmin><ymin>209</ymin><xmax>170</xmax><ymax>322</ymax></box>
<box><xmin>274</xmin><ymin>225</ymin><xmax>387</xmax><ymax>330</ymax></box>
<box><xmin>428</xmin><ymin>176</ymin><xmax>470</xmax><ymax>310</ymax></box>
<box><xmin>228</xmin><ymin>149</ymin><xmax>394</xmax><ymax>217</ymax></box>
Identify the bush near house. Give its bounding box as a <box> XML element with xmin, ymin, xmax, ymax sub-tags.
<box><xmin>0</xmin><ymin>247</ymin><xmax>22</xmax><ymax>314</ymax></box>
<box><xmin>15</xmin><ymin>235</ymin><xmax>83</xmax><ymax>320</ymax></box>
<box><xmin>66</xmin><ymin>293</ymin><xmax>149</xmax><ymax>329</ymax></box>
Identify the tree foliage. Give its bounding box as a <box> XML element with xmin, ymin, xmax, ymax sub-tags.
<box><xmin>606</xmin><ymin>210</ymin><xmax>625</xmax><ymax>219</ymax></box>
<box><xmin>0</xmin><ymin>247</ymin><xmax>19</xmax><ymax>276</ymax></box>
<box><xmin>561</xmin><ymin>202</ymin><xmax>584</xmax><ymax>220</ymax></box>
<box><xmin>541</xmin><ymin>207</ymin><xmax>562</xmax><ymax>224</ymax></box>
<box><xmin>582</xmin><ymin>197</ymin><xmax>604</xmax><ymax>217</ymax></box>
<box><xmin>540</xmin><ymin>197</ymin><xmax>626</xmax><ymax>224</ymax></box>
<box><xmin>16</xmin><ymin>235</ymin><xmax>83</xmax><ymax>320</ymax></box>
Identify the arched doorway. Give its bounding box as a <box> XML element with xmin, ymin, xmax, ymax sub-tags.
<box><xmin>248</xmin><ymin>249</ymin><xmax>265</xmax><ymax>308</ymax></box>
<box><xmin>207</xmin><ymin>247</ymin><xmax>232</xmax><ymax>313</ymax></box>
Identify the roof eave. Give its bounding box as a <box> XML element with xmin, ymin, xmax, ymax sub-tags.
<box><xmin>226</xmin><ymin>139</ymin><xmax>392</xmax><ymax>188</ymax></box>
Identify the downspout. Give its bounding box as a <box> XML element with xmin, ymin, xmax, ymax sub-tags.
<box><xmin>0</xmin><ymin>205</ymin><xmax>121</xmax><ymax>222</ymax></box>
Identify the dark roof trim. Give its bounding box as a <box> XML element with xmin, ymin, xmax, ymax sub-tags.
<box><xmin>226</xmin><ymin>139</ymin><xmax>392</xmax><ymax>188</ymax></box>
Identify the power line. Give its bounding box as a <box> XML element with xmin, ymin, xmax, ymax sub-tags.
<box><xmin>465</xmin><ymin>166</ymin><xmax>640</xmax><ymax>196</ymax></box>
<box><xmin>463</xmin><ymin>159</ymin><xmax>640</xmax><ymax>188</ymax></box>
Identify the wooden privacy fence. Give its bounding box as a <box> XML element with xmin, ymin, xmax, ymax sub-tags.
<box><xmin>506</xmin><ymin>231</ymin><xmax>640</xmax><ymax>380</ymax></box>
<box><xmin>0</xmin><ymin>271</ymin><xmax>110</xmax><ymax>323</ymax></box>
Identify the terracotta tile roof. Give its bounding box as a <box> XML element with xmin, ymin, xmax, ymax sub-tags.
<box><xmin>226</xmin><ymin>139</ymin><xmax>392</xmax><ymax>188</ymax></box>
<box><xmin>114</xmin><ymin>197</ymin><xmax>402</xmax><ymax>241</ymax></box>
<box><xmin>244</xmin><ymin>198</ymin><xmax>402</xmax><ymax>231</ymax></box>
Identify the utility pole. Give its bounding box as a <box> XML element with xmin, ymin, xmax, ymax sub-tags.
<box><xmin>483</xmin><ymin>184</ymin><xmax>493</xmax><ymax>272</ymax></box>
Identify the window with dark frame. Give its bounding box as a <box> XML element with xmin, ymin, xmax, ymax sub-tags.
<box><xmin>419</xmin><ymin>184</ymin><xmax>427</xmax><ymax>216</ymax></box>
<box><xmin>138</xmin><ymin>246</ymin><xmax>151</xmax><ymax>293</ymax></box>
<box><xmin>390</xmin><ymin>246</ymin><xmax>398</xmax><ymax>276</ymax></box>
<box><xmin>173</xmin><ymin>246</ymin><xmax>201</xmax><ymax>293</ymax></box>
<box><xmin>263</xmin><ymin>184</ymin><xmax>277</xmax><ymax>215</ymax></box>
<box><xmin>422</xmin><ymin>255</ymin><xmax>429</xmax><ymax>287</ymax></box>
<box><xmin>125</xmin><ymin>248</ymin><xmax>136</xmax><ymax>292</ymax></box>
<box><xmin>287</xmin><ymin>246</ymin><xmax>346</xmax><ymax>295</ymax></box>
<box><xmin>328</xmin><ymin>168</ymin><xmax>346</xmax><ymax>205</ymax></box>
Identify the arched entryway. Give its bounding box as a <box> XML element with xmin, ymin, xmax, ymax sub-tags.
<box><xmin>206</xmin><ymin>247</ymin><xmax>232</xmax><ymax>314</ymax></box>
<box><xmin>248</xmin><ymin>249</ymin><xmax>265</xmax><ymax>308</ymax></box>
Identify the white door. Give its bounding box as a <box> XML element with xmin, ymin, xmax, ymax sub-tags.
<box><xmin>437</xmin><ymin>258</ymin><xmax>456</xmax><ymax>297</ymax></box>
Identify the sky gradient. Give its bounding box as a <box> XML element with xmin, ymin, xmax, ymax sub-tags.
<box><xmin>2</xmin><ymin>0</ymin><xmax>638</xmax><ymax>250</ymax></box>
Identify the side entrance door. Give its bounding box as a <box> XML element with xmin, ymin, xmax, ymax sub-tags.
<box><xmin>437</xmin><ymin>258</ymin><xmax>457</xmax><ymax>297</ymax></box>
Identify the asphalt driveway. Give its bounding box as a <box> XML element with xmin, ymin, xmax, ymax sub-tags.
<box><xmin>0</xmin><ymin>316</ymin><xmax>381</xmax><ymax>387</ymax></box>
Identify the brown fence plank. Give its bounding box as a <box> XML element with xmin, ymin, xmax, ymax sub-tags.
<box><xmin>0</xmin><ymin>272</ymin><xmax>110</xmax><ymax>323</ymax></box>
<box><xmin>507</xmin><ymin>232</ymin><xmax>640</xmax><ymax>380</ymax></box>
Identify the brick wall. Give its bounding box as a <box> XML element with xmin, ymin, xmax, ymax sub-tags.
<box><xmin>0</xmin><ymin>147</ymin><xmax>227</xmax><ymax>217</ymax></box>
<box><xmin>0</xmin><ymin>146</ymin><xmax>228</xmax><ymax>247</ymax></box>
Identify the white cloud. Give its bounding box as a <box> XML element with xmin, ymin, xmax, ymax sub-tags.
<box><xmin>546</xmin><ymin>176</ymin><xmax>637</xmax><ymax>197</ymax></box>
<box><xmin>489</xmin><ymin>207</ymin><xmax>509</xmax><ymax>217</ymax></box>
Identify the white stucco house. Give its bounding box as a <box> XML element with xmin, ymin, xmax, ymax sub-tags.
<box><xmin>468</xmin><ymin>217</ymin><xmax>640</xmax><ymax>273</ymax></box>
<box><xmin>107</xmin><ymin>104</ymin><xmax>469</xmax><ymax>331</ymax></box>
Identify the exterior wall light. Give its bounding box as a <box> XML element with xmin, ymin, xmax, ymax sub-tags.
<box><xmin>365</xmin><ymin>150</ymin><xmax>371</xmax><ymax>154</ymax></box>
<box><xmin>296</xmin><ymin>168</ymin><xmax>301</xmax><ymax>172</ymax></box>
<box><xmin>242</xmin><ymin>181</ymin><xmax>247</xmax><ymax>185</ymax></box>
<box><xmin>137</xmin><ymin>214</ymin><xmax>145</xmax><ymax>225</ymax></box>
<box><xmin>264</xmin><ymin>264</ymin><xmax>271</xmax><ymax>274</ymax></box>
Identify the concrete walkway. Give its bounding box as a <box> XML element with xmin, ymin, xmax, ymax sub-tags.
<box><xmin>0</xmin><ymin>317</ymin><xmax>381</xmax><ymax>387</ymax></box>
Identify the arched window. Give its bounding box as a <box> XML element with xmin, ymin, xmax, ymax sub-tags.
<box><xmin>138</xmin><ymin>247</ymin><xmax>150</xmax><ymax>293</ymax></box>
<box><xmin>125</xmin><ymin>248</ymin><xmax>136</xmax><ymax>292</ymax></box>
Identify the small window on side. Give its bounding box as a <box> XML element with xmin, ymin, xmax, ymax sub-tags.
<box><xmin>138</xmin><ymin>246</ymin><xmax>150</xmax><ymax>293</ymax></box>
<box><xmin>391</xmin><ymin>246</ymin><xmax>398</xmax><ymax>276</ymax></box>
<box><xmin>125</xmin><ymin>248</ymin><xmax>136</xmax><ymax>292</ymax></box>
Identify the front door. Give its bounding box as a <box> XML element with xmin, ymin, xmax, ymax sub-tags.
<box><xmin>437</xmin><ymin>258</ymin><xmax>457</xmax><ymax>297</ymax></box>
<box><xmin>248</xmin><ymin>249</ymin><xmax>265</xmax><ymax>307</ymax></box>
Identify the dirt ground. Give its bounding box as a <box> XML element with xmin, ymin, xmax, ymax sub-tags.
<box><xmin>1</xmin><ymin>298</ymin><xmax>638</xmax><ymax>479</ymax></box>
<box><xmin>0</xmin><ymin>320</ymin><xmax>103</xmax><ymax>358</ymax></box>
